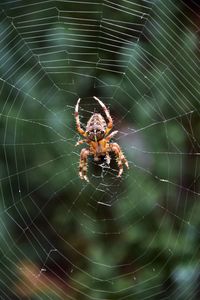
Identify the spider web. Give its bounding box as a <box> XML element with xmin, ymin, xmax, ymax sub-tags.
<box><xmin>0</xmin><ymin>0</ymin><xmax>200</xmax><ymax>299</ymax></box>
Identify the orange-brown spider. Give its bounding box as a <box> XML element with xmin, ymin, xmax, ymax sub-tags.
<box><xmin>75</xmin><ymin>96</ymin><xmax>129</xmax><ymax>182</ymax></box>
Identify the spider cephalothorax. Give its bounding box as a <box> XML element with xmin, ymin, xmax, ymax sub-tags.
<box><xmin>75</xmin><ymin>96</ymin><xmax>129</xmax><ymax>181</ymax></box>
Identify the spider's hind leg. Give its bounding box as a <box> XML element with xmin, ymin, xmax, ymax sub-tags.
<box><xmin>93</xmin><ymin>96</ymin><xmax>113</xmax><ymax>134</ymax></box>
<box><xmin>75</xmin><ymin>98</ymin><xmax>87</xmax><ymax>137</ymax></box>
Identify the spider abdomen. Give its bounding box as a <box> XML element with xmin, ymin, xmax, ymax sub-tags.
<box><xmin>86</xmin><ymin>113</ymin><xmax>106</xmax><ymax>131</ymax></box>
<box><xmin>86</xmin><ymin>113</ymin><xmax>106</xmax><ymax>141</ymax></box>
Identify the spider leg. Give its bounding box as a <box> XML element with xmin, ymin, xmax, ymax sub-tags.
<box><xmin>75</xmin><ymin>139</ymin><xmax>87</xmax><ymax>146</ymax></box>
<box><xmin>105</xmin><ymin>130</ymin><xmax>118</xmax><ymax>141</ymax></box>
<box><xmin>109</xmin><ymin>143</ymin><xmax>129</xmax><ymax>177</ymax></box>
<box><xmin>105</xmin><ymin>131</ymin><xmax>118</xmax><ymax>165</ymax></box>
<box><xmin>75</xmin><ymin>98</ymin><xmax>87</xmax><ymax>137</ymax></box>
<box><xmin>93</xmin><ymin>96</ymin><xmax>113</xmax><ymax>134</ymax></box>
<box><xmin>105</xmin><ymin>153</ymin><xmax>111</xmax><ymax>165</ymax></box>
<box><xmin>79</xmin><ymin>148</ymin><xmax>90</xmax><ymax>182</ymax></box>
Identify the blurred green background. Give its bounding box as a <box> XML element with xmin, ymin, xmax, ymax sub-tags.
<box><xmin>0</xmin><ymin>0</ymin><xmax>200</xmax><ymax>299</ymax></box>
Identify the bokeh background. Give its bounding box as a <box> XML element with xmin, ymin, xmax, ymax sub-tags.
<box><xmin>1</xmin><ymin>0</ymin><xmax>200</xmax><ymax>299</ymax></box>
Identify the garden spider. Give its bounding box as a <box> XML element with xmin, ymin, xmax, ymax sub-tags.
<box><xmin>75</xmin><ymin>96</ymin><xmax>129</xmax><ymax>182</ymax></box>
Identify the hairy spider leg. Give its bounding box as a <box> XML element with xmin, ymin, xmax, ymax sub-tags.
<box><xmin>79</xmin><ymin>148</ymin><xmax>90</xmax><ymax>182</ymax></box>
<box><xmin>93</xmin><ymin>96</ymin><xmax>113</xmax><ymax>135</ymax></box>
<box><xmin>105</xmin><ymin>130</ymin><xmax>118</xmax><ymax>141</ymax></box>
<box><xmin>75</xmin><ymin>139</ymin><xmax>87</xmax><ymax>146</ymax></box>
<box><xmin>75</xmin><ymin>98</ymin><xmax>87</xmax><ymax>137</ymax></box>
<box><xmin>109</xmin><ymin>143</ymin><xmax>129</xmax><ymax>177</ymax></box>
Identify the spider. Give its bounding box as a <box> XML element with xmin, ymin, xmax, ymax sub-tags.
<box><xmin>75</xmin><ymin>96</ymin><xmax>129</xmax><ymax>182</ymax></box>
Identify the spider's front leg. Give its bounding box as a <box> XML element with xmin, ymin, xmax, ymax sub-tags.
<box><xmin>105</xmin><ymin>153</ymin><xmax>111</xmax><ymax>165</ymax></box>
<box><xmin>79</xmin><ymin>148</ymin><xmax>90</xmax><ymax>182</ymax></box>
<box><xmin>109</xmin><ymin>143</ymin><xmax>129</xmax><ymax>177</ymax></box>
